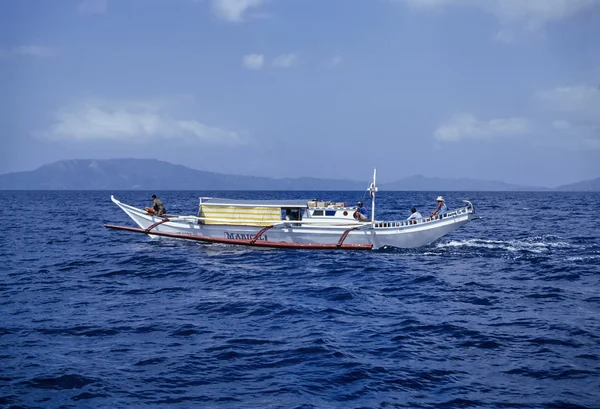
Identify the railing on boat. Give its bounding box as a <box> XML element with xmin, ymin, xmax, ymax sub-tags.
<box><xmin>373</xmin><ymin>201</ymin><xmax>474</xmax><ymax>229</ymax></box>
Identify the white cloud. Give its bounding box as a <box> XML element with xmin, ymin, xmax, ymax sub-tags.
<box><xmin>399</xmin><ymin>0</ymin><xmax>599</xmax><ymax>33</ymax></box>
<box><xmin>550</xmin><ymin>121</ymin><xmax>600</xmax><ymax>149</ymax></box>
<box><xmin>433</xmin><ymin>85</ymin><xmax>600</xmax><ymax>149</ymax></box>
<box><xmin>535</xmin><ymin>85</ymin><xmax>600</xmax><ymax>123</ymax></box>
<box><xmin>327</xmin><ymin>54</ymin><xmax>342</xmax><ymax>68</ymax></box>
<box><xmin>493</xmin><ymin>30</ymin><xmax>515</xmax><ymax>44</ymax></box>
<box><xmin>78</xmin><ymin>0</ymin><xmax>107</xmax><ymax>15</ymax></box>
<box><xmin>40</xmin><ymin>99</ymin><xmax>242</xmax><ymax>145</ymax></box>
<box><xmin>536</xmin><ymin>85</ymin><xmax>600</xmax><ymax>149</ymax></box>
<box><xmin>434</xmin><ymin>113</ymin><xmax>533</xmax><ymax>142</ymax></box>
<box><xmin>491</xmin><ymin>0</ymin><xmax>598</xmax><ymax>28</ymax></box>
<box><xmin>212</xmin><ymin>0</ymin><xmax>269</xmax><ymax>22</ymax></box>
<box><xmin>272</xmin><ymin>53</ymin><xmax>298</xmax><ymax>68</ymax></box>
<box><xmin>0</xmin><ymin>45</ymin><xmax>57</xmax><ymax>58</ymax></box>
<box><xmin>242</xmin><ymin>53</ymin><xmax>265</xmax><ymax>70</ymax></box>
<box><xmin>400</xmin><ymin>0</ymin><xmax>463</xmax><ymax>9</ymax></box>
<box><xmin>552</xmin><ymin>120</ymin><xmax>571</xmax><ymax>130</ymax></box>
<box><xmin>13</xmin><ymin>45</ymin><xmax>58</xmax><ymax>58</ymax></box>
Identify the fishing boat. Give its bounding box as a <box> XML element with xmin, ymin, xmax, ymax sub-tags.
<box><xmin>104</xmin><ymin>170</ymin><xmax>476</xmax><ymax>250</ymax></box>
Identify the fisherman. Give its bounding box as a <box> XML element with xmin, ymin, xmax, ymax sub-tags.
<box><xmin>430</xmin><ymin>196</ymin><xmax>447</xmax><ymax>218</ymax></box>
<box><xmin>407</xmin><ymin>207</ymin><xmax>422</xmax><ymax>221</ymax></box>
<box><xmin>147</xmin><ymin>194</ymin><xmax>167</xmax><ymax>216</ymax></box>
<box><xmin>354</xmin><ymin>201</ymin><xmax>370</xmax><ymax>222</ymax></box>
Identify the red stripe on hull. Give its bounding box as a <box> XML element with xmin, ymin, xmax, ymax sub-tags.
<box><xmin>104</xmin><ymin>224</ymin><xmax>373</xmax><ymax>250</ymax></box>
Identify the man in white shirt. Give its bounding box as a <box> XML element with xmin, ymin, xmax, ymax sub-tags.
<box><xmin>407</xmin><ymin>207</ymin><xmax>422</xmax><ymax>220</ymax></box>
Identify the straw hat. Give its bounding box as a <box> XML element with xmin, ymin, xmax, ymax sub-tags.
<box><xmin>436</xmin><ymin>196</ymin><xmax>444</xmax><ymax>202</ymax></box>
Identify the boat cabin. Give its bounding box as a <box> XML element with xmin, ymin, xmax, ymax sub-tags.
<box><xmin>198</xmin><ymin>198</ymin><xmax>360</xmax><ymax>226</ymax></box>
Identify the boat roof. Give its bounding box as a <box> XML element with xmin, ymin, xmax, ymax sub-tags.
<box><xmin>200</xmin><ymin>197</ymin><xmax>312</xmax><ymax>208</ymax></box>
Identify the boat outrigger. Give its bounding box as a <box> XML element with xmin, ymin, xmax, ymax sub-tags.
<box><xmin>104</xmin><ymin>170</ymin><xmax>476</xmax><ymax>250</ymax></box>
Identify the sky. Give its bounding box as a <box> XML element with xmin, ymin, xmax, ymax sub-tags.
<box><xmin>1</xmin><ymin>0</ymin><xmax>599</xmax><ymax>187</ymax></box>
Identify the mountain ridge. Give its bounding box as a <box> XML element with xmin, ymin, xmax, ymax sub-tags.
<box><xmin>0</xmin><ymin>159</ymin><xmax>597</xmax><ymax>191</ymax></box>
<box><xmin>554</xmin><ymin>177</ymin><xmax>600</xmax><ymax>192</ymax></box>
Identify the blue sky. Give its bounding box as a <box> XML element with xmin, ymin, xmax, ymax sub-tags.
<box><xmin>1</xmin><ymin>0</ymin><xmax>599</xmax><ymax>187</ymax></box>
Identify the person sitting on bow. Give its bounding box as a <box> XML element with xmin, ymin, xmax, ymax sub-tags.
<box><xmin>146</xmin><ymin>194</ymin><xmax>167</xmax><ymax>216</ymax></box>
<box><xmin>354</xmin><ymin>201</ymin><xmax>370</xmax><ymax>222</ymax></box>
<box><xmin>430</xmin><ymin>196</ymin><xmax>447</xmax><ymax>218</ymax></box>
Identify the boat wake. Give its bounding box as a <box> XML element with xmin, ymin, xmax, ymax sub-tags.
<box><xmin>379</xmin><ymin>235</ymin><xmax>588</xmax><ymax>258</ymax></box>
<box><xmin>435</xmin><ymin>236</ymin><xmax>573</xmax><ymax>254</ymax></box>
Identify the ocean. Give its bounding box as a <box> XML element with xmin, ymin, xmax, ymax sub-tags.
<box><xmin>1</xmin><ymin>190</ymin><xmax>599</xmax><ymax>408</ymax></box>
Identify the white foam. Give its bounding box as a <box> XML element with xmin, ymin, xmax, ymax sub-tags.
<box><xmin>566</xmin><ymin>255</ymin><xmax>600</xmax><ymax>262</ymax></box>
<box><xmin>436</xmin><ymin>237</ymin><xmax>573</xmax><ymax>253</ymax></box>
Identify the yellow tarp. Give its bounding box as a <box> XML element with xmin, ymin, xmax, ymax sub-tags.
<box><xmin>200</xmin><ymin>205</ymin><xmax>280</xmax><ymax>226</ymax></box>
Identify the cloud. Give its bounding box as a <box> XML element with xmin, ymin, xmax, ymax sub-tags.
<box><xmin>536</xmin><ymin>84</ymin><xmax>600</xmax><ymax>148</ymax></box>
<box><xmin>552</xmin><ymin>120</ymin><xmax>571</xmax><ymax>130</ymax></box>
<box><xmin>550</xmin><ymin>120</ymin><xmax>600</xmax><ymax>149</ymax></box>
<box><xmin>535</xmin><ymin>85</ymin><xmax>600</xmax><ymax>123</ymax></box>
<box><xmin>212</xmin><ymin>0</ymin><xmax>269</xmax><ymax>22</ymax></box>
<box><xmin>39</xmin><ymin>99</ymin><xmax>242</xmax><ymax>145</ymax></box>
<box><xmin>242</xmin><ymin>53</ymin><xmax>265</xmax><ymax>70</ymax></box>
<box><xmin>0</xmin><ymin>45</ymin><xmax>57</xmax><ymax>58</ymax></box>
<box><xmin>434</xmin><ymin>113</ymin><xmax>533</xmax><ymax>142</ymax></box>
<box><xmin>272</xmin><ymin>53</ymin><xmax>298</xmax><ymax>68</ymax></box>
<box><xmin>331</xmin><ymin>55</ymin><xmax>342</xmax><ymax>67</ymax></box>
<box><xmin>399</xmin><ymin>0</ymin><xmax>599</xmax><ymax>34</ymax></box>
<box><xmin>493</xmin><ymin>30</ymin><xmax>515</xmax><ymax>44</ymax></box>
<box><xmin>325</xmin><ymin>54</ymin><xmax>342</xmax><ymax>68</ymax></box>
<box><xmin>78</xmin><ymin>0</ymin><xmax>107</xmax><ymax>15</ymax></box>
<box><xmin>433</xmin><ymin>85</ymin><xmax>600</xmax><ymax>149</ymax></box>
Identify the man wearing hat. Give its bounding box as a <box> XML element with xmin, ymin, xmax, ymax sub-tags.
<box><xmin>430</xmin><ymin>196</ymin><xmax>447</xmax><ymax>218</ymax></box>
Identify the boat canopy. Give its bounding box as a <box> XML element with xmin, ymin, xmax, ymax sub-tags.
<box><xmin>199</xmin><ymin>198</ymin><xmax>313</xmax><ymax>208</ymax></box>
<box><xmin>199</xmin><ymin>205</ymin><xmax>280</xmax><ymax>226</ymax></box>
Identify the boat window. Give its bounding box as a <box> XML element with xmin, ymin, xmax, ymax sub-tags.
<box><xmin>325</xmin><ymin>210</ymin><xmax>336</xmax><ymax>216</ymax></box>
<box><xmin>312</xmin><ymin>210</ymin><xmax>324</xmax><ymax>216</ymax></box>
<box><xmin>282</xmin><ymin>208</ymin><xmax>301</xmax><ymax>220</ymax></box>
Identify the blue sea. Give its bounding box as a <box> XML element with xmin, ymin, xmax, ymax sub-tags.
<box><xmin>1</xmin><ymin>191</ymin><xmax>599</xmax><ymax>409</ymax></box>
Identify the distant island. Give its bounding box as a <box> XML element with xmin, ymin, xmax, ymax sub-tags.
<box><xmin>0</xmin><ymin>159</ymin><xmax>598</xmax><ymax>191</ymax></box>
